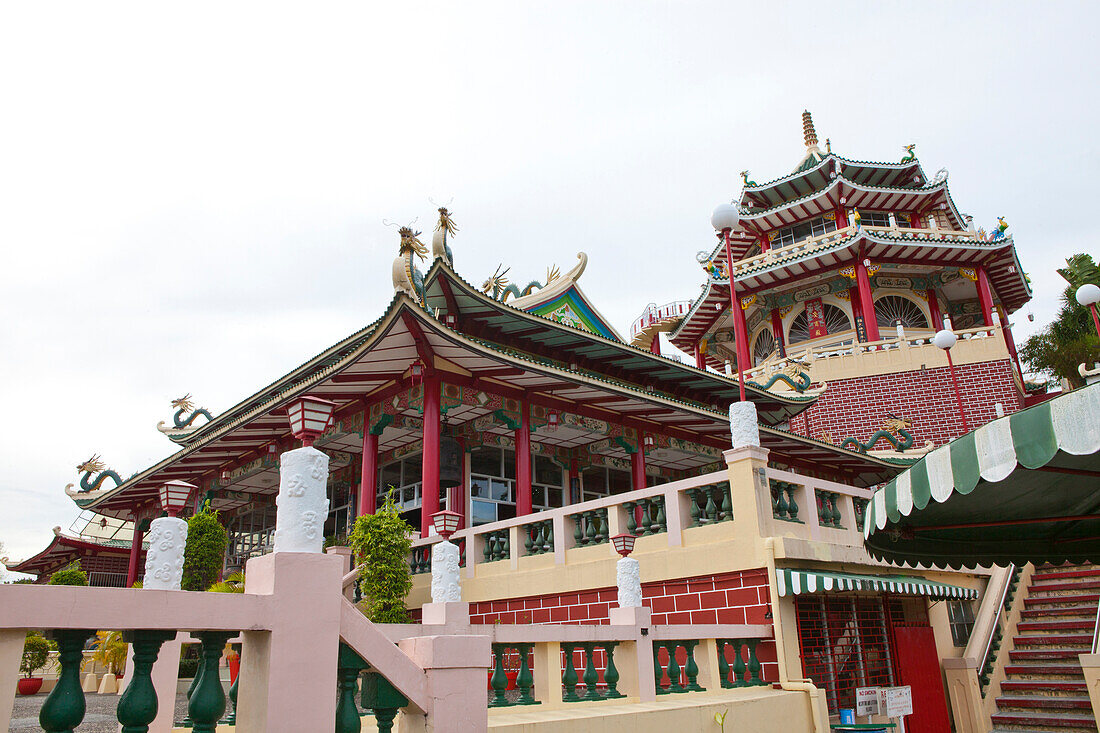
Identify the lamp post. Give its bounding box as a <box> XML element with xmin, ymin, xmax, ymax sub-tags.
<box><xmin>611</xmin><ymin>533</ymin><xmax>641</xmax><ymax>608</ymax></box>
<box><xmin>711</xmin><ymin>204</ymin><xmax>745</xmax><ymax>402</ymax></box>
<box><xmin>1077</xmin><ymin>283</ymin><xmax>1100</xmax><ymax>339</ymax></box>
<box><xmin>430</xmin><ymin>510</ymin><xmax>463</xmax><ymax>603</ymax></box>
<box><xmin>286</xmin><ymin>395</ymin><xmax>337</xmax><ymax>447</ymax></box>
<box><xmin>142</xmin><ymin>480</ymin><xmax>197</xmax><ymax>590</ymax></box>
<box><xmin>934</xmin><ymin>329</ymin><xmax>969</xmax><ymax>435</ymax></box>
<box><xmin>273</xmin><ymin>396</ymin><xmax>336</xmax><ymax>554</ymax></box>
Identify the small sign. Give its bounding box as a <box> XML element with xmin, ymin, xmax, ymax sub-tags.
<box><xmin>879</xmin><ymin>686</ymin><xmax>913</xmax><ymax>718</ymax></box>
<box><xmin>856</xmin><ymin>687</ymin><xmax>880</xmax><ymax>716</ymax></box>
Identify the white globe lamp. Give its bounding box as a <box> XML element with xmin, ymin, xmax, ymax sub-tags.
<box><xmin>711</xmin><ymin>203</ymin><xmax>740</xmax><ymax>232</ymax></box>
<box><xmin>1076</xmin><ymin>283</ymin><xmax>1100</xmax><ymax>307</ymax></box>
<box><xmin>933</xmin><ymin>330</ymin><xmax>957</xmax><ymax>350</ymax></box>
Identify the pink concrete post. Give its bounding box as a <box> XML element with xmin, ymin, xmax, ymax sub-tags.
<box><xmin>397</xmin><ymin>635</ymin><xmax>490</xmax><ymax>732</ymax></box>
<box><xmin>0</xmin><ymin>629</ymin><xmax>22</xmax><ymax>731</ymax></box>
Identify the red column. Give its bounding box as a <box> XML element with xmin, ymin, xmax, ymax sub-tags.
<box><xmin>649</xmin><ymin>334</ymin><xmax>662</xmax><ymax>355</ymax></box>
<box><xmin>770</xmin><ymin>309</ymin><xmax>786</xmax><ymax>358</ymax></box>
<box><xmin>515</xmin><ymin>401</ymin><xmax>532</xmax><ymax>516</ymax></box>
<box><xmin>694</xmin><ymin>343</ymin><xmax>706</xmax><ymax>369</ymax></box>
<box><xmin>126</xmin><ymin>513</ymin><xmax>144</xmax><ymax>587</ymax></box>
<box><xmin>836</xmin><ymin>205</ymin><xmax>848</xmax><ymax>228</ymax></box>
<box><xmin>420</xmin><ymin>374</ymin><xmax>441</xmax><ymax>535</ymax></box>
<box><xmin>454</xmin><ymin>437</ymin><xmax>467</xmax><ymax>529</ymax></box>
<box><xmin>976</xmin><ymin>266</ymin><xmax>996</xmax><ymax>327</ymax></box>
<box><xmin>568</xmin><ymin>456</ymin><xmax>580</xmax><ymax>505</ymax></box>
<box><xmin>926</xmin><ymin>289</ymin><xmax>942</xmax><ymax>330</ymax></box>
<box><xmin>759</xmin><ymin>234</ymin><xmax>770</xmax><ymax>253</ymax></box>
<box><xmin>358</xmin><ymin>430</ymin><xmax>378</xmax><ymax>516</ymax></box>
<box><xmin>855</xmin><ymin>259</ymin><xmax>880</xmax><ymax>342</ymax></box>
<box><xmin>631</xmin><ymin>442</ymin><xmax>647</xmax><ymax>492</ymax></box>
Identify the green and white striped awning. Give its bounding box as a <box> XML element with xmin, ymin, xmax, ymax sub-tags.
<box><xmin>775</xmin><ymin>568</ymin><xmax>978</xmax><ymax>599</ymax></box>
<box><xmin>864</xmin><ymin>384</ymin><xmax>1100</xmax><ymax>568</ymax></box>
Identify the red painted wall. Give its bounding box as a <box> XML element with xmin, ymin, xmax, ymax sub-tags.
<box><xmin>787</xmin><ymin>359</ymin><xmax>1023</xmax><ymax>447</ymax></box>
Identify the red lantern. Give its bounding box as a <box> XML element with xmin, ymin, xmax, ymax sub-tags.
<box><xmin>431</xmin><ymin>510</ymin><xmax>462</xmax><ymax>540</ymax></box>
<box><xmin>547</xmin><ymin>411</ymin><xmax>559</xmax><ymax>429</ymax></box>
<box><xmin>611</xmin><ymin>533</ymin><xmax>636</xmax><ymax>558</ymax></box>
<box><xmin>286</xmin><ymin>396</ymin><xmax>337</xmax><ymax>447</ymax></box>
<box><xmin>160</xmin><ymin>480</ymin><xmax>197</xmax><ymax>517</ymax></box>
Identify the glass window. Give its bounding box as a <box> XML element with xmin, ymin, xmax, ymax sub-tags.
<box><xmin>608</xmin><ymin>468</ymin><xmax>632</xmax><ymax>494</ymax></box>
<box><xmin>379</xmin><ymin>462</ymin><xmax>402</xmax><ymax>492</ymax></box>
<box><xmin>534</xmin><ymin>455</ymin><xmax>563</xmax><ymax>486</ymax></box>
<box><xmin>470</xmin><ymin>447</ymin><xmax>501</xmax><ymax>476</ymax></box>
<box><xmin>502</xmin><ymin>450</ymin><xmax>516</xmax><ymax>480</ymax></box>
<box><xmin>471</xmin><ymin>499</ymin><xmax>497</xmax><ymax>526</ymax></box>
<box><xmin>860</xmin><ymin>211</ymin><xmax>892</xmax><ymax>227</ymax></box>
<box><xmin>470</xmin><ymin>477</ymin><xmax>492</xmax><ymax>499</ymax></box>
<box><xmin>947</xmin><ymin>600</ymin><xmax>976</xmax><ymax>647</ymax></box>
<box><xmin>402</xmin><ymin>457</ymin><xmax>422</xmax><ymax>485</ymax></box>
<box><xmin>772</xmin><ymin>215</ymin><xmax>838</xmax><ymax>248</ymax></box>
<box><xmin>581</xmin><ymin>467</ymin><xmax>607</xmax><ymax>500</ymax></box>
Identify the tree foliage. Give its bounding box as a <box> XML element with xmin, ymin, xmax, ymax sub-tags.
<box><xmin>348</xmin><ymin>493</ymin><xmax>413</xmax><ymax>623</ymax></box>
<box><xmin>182</xmin><ymin>506</ymin><xmax>228</xmax><ymax>592</ymax></box>
<box><xmin>21</xmin><ymin>634</ymin><xmax>50</xmax><ymax>678</ymax></box>
<box><xmin>47</xmin><ymin>561</ymin><xmax>88</xmax><ymax>586</ymax></box>
<box><xmin>91</xmin><ymin>631</ymin><xmax>127</xmax><ymax>676</ymax></box>
<box><xmin>1021</xmin><ymin>254</ymin><xmax>1100</xmax><ymax>388</ymax></box>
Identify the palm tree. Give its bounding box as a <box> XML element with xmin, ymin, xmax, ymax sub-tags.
<box><xmin>1021</xmin><ymin>254</ymin><xmax>1100</xmax><ymax>388</ymax></box>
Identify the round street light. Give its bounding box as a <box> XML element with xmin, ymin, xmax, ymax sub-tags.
<box><xmin>1077</xmin><ymin>283</ymin><xmax>1100</xmax><ymax>339</ymax></box>
<box><xmin>934</xmin><ymin>329</ymin><xmax>969</xmax><ymax>435</ymax></box>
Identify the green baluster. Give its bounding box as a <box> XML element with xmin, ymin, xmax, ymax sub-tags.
<box><xmin>746</xmin><ymin>640</ymin><xmax>763</xmax><ymax>685</ymax></box>
<box><xmin>688</xmin><ymin>489</ymin><xmax>702</xmax><ymax>526</ymax></box>
<box><xmin>544</xmin><ymin>522</ymin><xmax>554</xmax><ymax>553</ymax></box>
<box><xmin>336</xmin><ymin>644</ymin><xmax>369</xmax><ymax>733</ymax></box>
<box><xmin>771</xmin><ymin>482</ymin><xmax>781</xmax><ymax>517</ymax></box>
<box><xmin>188</xmin><ymin>631</ymin><xmax>233</xmax><ymax>733</ymax></box>
<box><xmin>573</xmin><ymin>514</ymin><xmax>585</xmax><ymax>547</ymax></box>
<box><xmin>180</xmin><ymin>656</ymin><xmax>201</xmax><ymax>728</ymax></box>
<box><xmin>561</xmin><ymin>643</ymin><xmax>581</xmax><ymax>702</ymax></box>
<box><xmin>117</xmin><ymin>630</ymin><xmax>175</xmax><ymax>733</ymax></box>
<box><xmin>596</xmin><ymin>510</ymin><xmax>608</xmax><ymax>543</ymax></box>
<box><xmin>786</xmin><ymin>486</ymin><xmax>799</xmax><ymax>521</ymax></box>
<box><xmin>361</xmin><ymin>672</ymin><xmax>408</xmax><ymax>733</ymax></box>
<box><xmin>654</xmin><ymin>497</ymin><xmax>666</xmax><ymax>533</ymax></box>
<box><xmin>516</xmin><ymin>643</ymin><xmax>537</xmax><ymax>705</ymax></box>
<box><xmin>682</xmin><ymin>641</ymin><xmax>704</xmax><ymax>692</ymax></box>
<box><xmin>501</xmin><ymin>531</ymin><xmax>510</xmax><ymax>560</ymax></box>
<box><xmin>582</xmin><ymin>643</ymin><xmax>601</xmax><ymax>701</ymax></box>
<box><xmin>525</xmin><ymin>525</ymin><xmax>536</xmax><ymax>555</ymax></box>
<box><xmin>585</xmin><ymin>511</ymin><xmax>598</xmax><ymax>545</ymax></box>
<box><xmin>717</xmin><ymin>640</ymin><xmax>731</xmax><ymax>688</ymax></box>
<box><xmin>732</xmin><ymin>640</ymin><xmax>746</xmax><ymax>687</ymax></box>
<box><xmin>602</xmin><ymin>643</ymin><xmax>623</xmax><ymax>698</ymax></box>
<box><xmin>653</xmin><ymin>644</ymin><xmax>666</xmax><ymax>695</ymax></box>
<box><xmin>624</xmin><ymin>501</ymin><xmax>638</xmax><ymax>535</ymax></box>
<box><xmin>489</xmin><ymin>644</ymin><xmax>509</xmax><ymax>707</ymax></box>
<box><xmin>776</xmin><ymin>483</ymin><xmax>789</xmax><ymax>519</ymax></box>
<box><xmin>225</xmin><ymin>666</ymin><xmax>239</xmax><ymax>726</ymax></box>
<box><xmin>703</xmin><ymin>487</ymin><xmax>718</xmax><ymax>523</ymax></box>
<box><xmin>665</xmin><ymin>643</ymin><xmax>682</xmax><ymax>693</ymax></box>
<box><xmin>483</xmin><ymin>534</ymin><xmax>494</xmax><ymax>562</ymax></box>
<box><xmin>720</xmin><ymin>483</ymin><xmax>733</xmax><ymax>521</ymax></box>
<box><xmin>831</xmin><ymin>494</ymin><xmax>842</xmax><ymax>528</ymax></box>
<box><xmin>40</xmin><ymin>629</ymin><xmax>94</xmax><ymax>733</ymax></box>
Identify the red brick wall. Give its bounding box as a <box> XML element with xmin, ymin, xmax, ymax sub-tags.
<box><xmin>787</xmin><ymin>359</ymin><xmax>1023</xmax><ymax>448</ymax></box>
<box><xmin>465</xmin><ymin>567</ymin><xmax>778</xmax><ymax>682</ymax></box>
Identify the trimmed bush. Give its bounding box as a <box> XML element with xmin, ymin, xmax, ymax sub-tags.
<box><xmin>348</xmin><ymin>493</ymin><xmax>413</xmax><ymax>623</ymax></box>
<box><xmin>47</xmin><ymin>562</ymin><xmax>88</xmax><ymax>586</ymax></box>
<box><xmin>21</xmin><ymin>634</ymin><xmax>49</xmax><ymax>678</ymax></box>
<box><xmin>182</xmin><ymin>507</ymin><xmax>228</xmax><ymax>591</ymax></box>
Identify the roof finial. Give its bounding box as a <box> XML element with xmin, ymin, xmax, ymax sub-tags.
<box><xmin>802</xmin><ymin>110</ymin><xmax>818</xmax><ymax>149</ymax></box>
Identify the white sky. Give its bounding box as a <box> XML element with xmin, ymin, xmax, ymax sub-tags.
<box><xmin>1</xmin><ymin>2</ymin><xmax>1096</xmax><ymax>566</ymax></box>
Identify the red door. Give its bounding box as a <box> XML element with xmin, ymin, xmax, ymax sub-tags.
<box><xmin>892</xmin><ymin>626</ymin><xmax>951</xmax><ymax>733</ymax></box>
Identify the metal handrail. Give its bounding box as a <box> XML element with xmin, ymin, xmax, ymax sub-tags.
<box><xmin>979</xmin><ymin>563</ymin><xmax>1016</xmax><ymax>676</ymax></box>
<box><xmin>1092</xmin><ymin>594</ymin><xmax>1100</xmax><ymax>655</ymax></box>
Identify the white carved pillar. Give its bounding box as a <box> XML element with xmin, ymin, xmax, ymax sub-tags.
<box><xmin>274</xmin><ymin>446</ymin><xmax>330</xmax><ymax>554</ymax></box>
<box><xmin>430</xmin><ymin>541</ymin><xmax>462</xmax><ymax>603</ymax></box>
<box><xmin>728</xmin><ymin>401</ymin><xmax>760</xmax><ymax>448</ymax></box>
<box><xmin>142</xmin><ymin>517</ymin><xmax>188</xmax><ymax>590</ymax></box>
<box><xmin>616</xmin><ymin>557</ymin><xmax>642</xmax><ymax>608</ymax></box>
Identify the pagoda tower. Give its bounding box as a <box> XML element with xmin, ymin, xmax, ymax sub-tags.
<box><xmin>633</xmin><ymin>112</ymin><xmax>1032</xmax><ymax>452</ymax></box>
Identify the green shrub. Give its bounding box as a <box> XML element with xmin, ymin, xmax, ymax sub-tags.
<box><xmin>21</xmin><ymin>634</ymin><xmax>50</xmax><ymax>678</ymax></box>
<box><xmin>348</xmin><ymin>492</ymin><xmax>413</xmax><ymax>623</ymax></box>
<box><xmin>47</xmin><ymin>562</ymin><xmax>88</xmax><ymax>586</ymax></box>
<box><xmin>182</xmin><ymin>507</ymin><xmax>228</xmax><ymax>591</ymax></box>
<box><xmin>178</xmin><ymin>657</ymin><xmax>199</xmax><ymax>678</ymax></box>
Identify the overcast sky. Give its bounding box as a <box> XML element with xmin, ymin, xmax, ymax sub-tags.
<box><xmin>1</xmin><ymin>2</ymin><xmax>1096</xmax><ymax>569</ymax></box>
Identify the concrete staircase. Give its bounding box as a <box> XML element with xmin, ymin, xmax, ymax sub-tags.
<box><xmin>991</xmin><ymin>564</ymin><xmax>1099</xmax><ymax>732</ymax></box>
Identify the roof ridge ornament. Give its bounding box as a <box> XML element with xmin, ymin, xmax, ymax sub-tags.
<box><xmin>65</xmin><ymin>454</ymin><xmax>127</xmax><ymax>498</ymax></box>
<box><xmin>802</xmin><ymin>110</ymin><xmax>819</xmax><ymax>149</ymax></box>
<box><xmin>900</xmin><ymin>144</ymin><xmax>916</xmax><ymax>163</ymax></box>
<box><xmin>431</xmin><ymin>204</ymin><xmax>457</xmax><ymax>265</ymax></box>
<box><xmin>157</xmin><ymin>393</ymin><xmax>214</xmax><ymax>441</ymax></box>
<box><xmin>390</xmin><ymin>220</ymin><xmax>428</xmax><ymax>303</ymax></box>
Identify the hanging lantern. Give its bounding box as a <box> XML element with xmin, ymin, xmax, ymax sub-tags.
<box><xmin>411</xmin><ymin>361</ymin><xmax>424</xmax><ymax>378</ymax></box>
<box><xmin>439</xmin><ymin>433</ymin><xmax>463</xmax><ymax>487</ymax></box>
<box><xmin>160</xmin><ymin>480</ymin><xmax>197</xmax><ymax>517</ymax></box>
<box><xmin>643</xmin><ymin>435</ymin><xmax>655</xmax><ymax>449</ymax></box>
<box><xmin>547</xmin><ymin>411</ymin><xmax>559</xmax><ymax>430</ymax></box>
<box><xmin>286</xmin><ymin>395</ymin><xmax>337</xmax><ymax>447</ymax></box>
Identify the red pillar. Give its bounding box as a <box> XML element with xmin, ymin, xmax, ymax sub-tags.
<box><xmin>631</xmin><ymin>442</ymin><xmax>647</xmax><ymax>492</ymax></box>
<box><xmin>454</xmin><ymin>436</ymin><xmax>467</xmax><ymax>528</ymax></box>
<box><xmin>126</xmin><ymin>513</ymin><xmax>144</xmax><ymax>587</ymax></box>
<box><xmin>515</xmin><ymin>401</ymin><xmax>532</xmax><ymax>516</ymax></box>
<box><xmin>420</xmin><ymin>374</ymin><xmax>441</xmax><ymax>536</ymax></box>
<box><xmin>836</xmin><ymin>205</ymin><xmax>848</xmax><ymax>228</ymax></box>
<box><xmin>694</xmin><ymin>343</ymin><xmax>706</xmax><ymax>369</ymax></box>
<box><xmin>976</xmin><ymin>266</ymin><xmax>996</xmax><ymax>327</ymax></box>
<box><xmin>649</xmin><ymin>334</ymin><xmax>662</xmax><ymax>355</ymax></box>
<box><xmin>770</xmin><ymin>309</ymin><xmax>786</xmax><ymax>358</ymax></box>
<box><xmin>358</xmin><ymin>430</ymin><xmax>378</xmax><ymax>516</ymax></box>
<box><xmin>926</xmin><ymin>289</ymin><xmax>943</xmax><ymax>330</ymax></box>
<box><xmin>855</xmin><ymin>259</ymin><xmax>880</xmax><ymax>342</ymax></box>
<box><xmin>759</xmin><ymin>234</ymin><xmax>770</xmax><ymax>253</ymax></box>
<box><xmin>568</xmin><ymin>456</ymin><xmax>580</xmax><ymax>505</ymax></box>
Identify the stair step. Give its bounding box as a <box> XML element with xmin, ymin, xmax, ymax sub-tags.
<box><xmin>1029</xmin><ymin>580</ymin><xmax>1100</xmax><ymax>592</ymax></box>
<box><xmin>1004</xmin><ymin>663</ymin><xmax>1085</xmax><ymax>677</ymax></box>
<box><xmin>1013</xmin><ymin>634</ymin><xmax>1094</xmax><ymax>646</ymax></box>
<box><xmin>1025</xmin><ymin>594</ymin><xmax>1100</xmax><ymax>607</ymax></box>
<box><xmin>1002</xmin><ymin>680</ymin><xmax>1088</xmax><ymax>692</ymax></box>
<box><xmin>996</xmin><ymin>695</ymin><xmax>1094</xmax><ymax>710</ymax></box>
<box><xmin>1019</xmin><ymin>620</ymin><xmax>1096</xmax><ymax>632</ymax></box>
<box><xmin>1022</xmin><ymin>607</ymin><xmax>1099</xmax><ymax>619</ymax></box>
<box><xmin>990</xmin><ymin>712</ymin><xmax>1097</xmax><ymax>730</ymax></box>
<box><xmin>1033</xmin><ymin>569</ymin><xmax>1100</xmax><ymax>582</ymax></box>
<box><xmin>1010</xmin><ymin>648</ymin><xmax>1090</xmax><ymax>661</ymax></box>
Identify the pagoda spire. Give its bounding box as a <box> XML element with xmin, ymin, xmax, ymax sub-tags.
<box><xmin>802</xmin><ymin>110</ymin><xmax>819</xmax><ymax>149</ymax></box>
